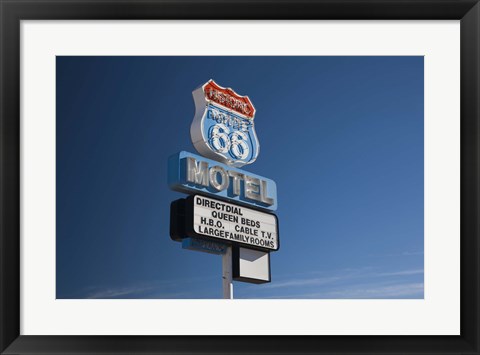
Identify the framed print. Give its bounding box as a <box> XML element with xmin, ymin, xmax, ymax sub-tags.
<box><xmin>1</xmin><ymin>0</ymin><xmax>479</xmax><ymax>354</ymax></box>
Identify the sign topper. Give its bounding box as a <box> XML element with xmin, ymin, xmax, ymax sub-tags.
<box><xmin>190</xmin><ymin>79</ymin><xmax>259</xmax><ymax>167</ymax></box>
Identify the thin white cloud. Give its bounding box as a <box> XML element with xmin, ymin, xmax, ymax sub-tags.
<box><xmin>145</xmin><ymin>290</ymin><xmax>198</xmax><ymax>298</ymax></box>
<box><xmin>81</xmin><ymin>268</ymin><xmax>424</xmax><ymax>299</ymax></box>
<box><xmin>401</xmin><ymin>251</ymin><xmax>424</xmax><ymax>256</ymax></box>
<box><xmin>256</xmin><ymin>267</ymin><xmax>423</xmax><ymax>291</ymax></box>
<box><xmin>375</xmin><ymin>269</ymin><xmax>424</xmax><ymax>277</ymax></box>
<box><xmin>298</xmin><ymin>282</ymin><xmax>424</xmax><ymax>299</ymax></box>
<box><xmin>368</xmin><ymin>250</ymin><xmax>424</xmax><ymax>257</ymax></box>
<box><xmin>260</xmin><ymin>276</ymin><xmax>343</xmax><ymax>289</ymax></box>
<box><xmin>82</xmin><ymin>275</ymin><xmax>216</xmax><ymax>299</ymax></box>
<box><xmin>86</xmin><ymin>285</ymin><xmax>156</xmax><ymax>299</ymax></box>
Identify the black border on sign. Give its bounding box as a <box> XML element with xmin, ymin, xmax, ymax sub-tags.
<box><xmin>169</xmin><ymin>198</ymin><xmax>186</xmax><ymax>242</ymax></box>
<box><xmin>1</xmin><ymin>1</ymin><xmax>479</xmax><ymax>354</ymax></box>
<box><xmin>184</xmin><ymin>194</ymin><xmax>280</xmax><ymax>252</ymax></box>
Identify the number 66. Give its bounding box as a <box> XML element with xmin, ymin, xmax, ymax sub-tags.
<box><xmin>209</xmin><ymin>124</ymin><xmax>250</xmax><ymax>160</ymax></box>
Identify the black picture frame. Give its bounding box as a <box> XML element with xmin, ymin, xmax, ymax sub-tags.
<box><xmin>1</xmin><ymin>1</ymin><xmax>479</xmax><ymax>354</ymax></box>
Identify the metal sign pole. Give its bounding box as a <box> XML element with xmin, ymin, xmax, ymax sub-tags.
<box><xmin>222</xmin><ymin>245</ymin><xmax>233</xmax><ymax>299</ymax></box>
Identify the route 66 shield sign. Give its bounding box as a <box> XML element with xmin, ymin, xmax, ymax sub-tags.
<box><xmin>190</xmin><ymin>80</ymin><xmax>259</xmax><ymax>167</ymax></box>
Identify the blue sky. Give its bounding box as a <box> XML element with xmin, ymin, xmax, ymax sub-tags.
<box><xmin>56</xmin><ymin>56</ymin><xmax>424</xmax><ymax>299</ymax></box>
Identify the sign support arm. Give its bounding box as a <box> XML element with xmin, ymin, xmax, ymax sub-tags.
<box><xmin>222</xmin><ymin>246</ymin><xmax>233</xmax><ymax>299</ymax></box>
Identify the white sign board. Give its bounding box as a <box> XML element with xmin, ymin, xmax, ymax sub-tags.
<box><xmin>189</xmin><ymin>195</ymin><xmax>279</xmax><ymax>251</ymax></box>
<box><xmin>233</xmin><ymin>247</ymin><xmax>271</xmax><ymax>284</ymax></box>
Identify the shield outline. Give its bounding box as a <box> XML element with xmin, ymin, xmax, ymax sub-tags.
<box><xmin>190</xmin><ymin>79</ymin><xmax>260</xmax><ymax>167</ymax></box>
